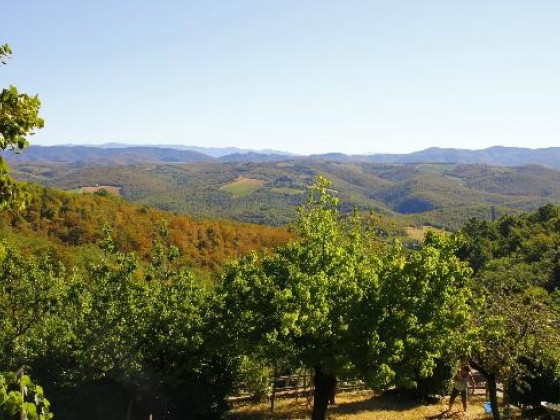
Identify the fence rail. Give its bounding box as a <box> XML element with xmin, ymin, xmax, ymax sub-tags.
<box><xmin>232</xmin><ymin>373</ymin><xmax>365</xmax><ymax>400</ymax></box>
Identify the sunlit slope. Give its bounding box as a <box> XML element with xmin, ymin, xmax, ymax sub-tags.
<box><xmin>12</xmin><ymin>161</ymin><xmax>560</xmax><ymax>228</ymax></box>
<box><xmin>0</xmin><ymin>183</ymin><xmax>291</xmax><ymax>271</ymax></box>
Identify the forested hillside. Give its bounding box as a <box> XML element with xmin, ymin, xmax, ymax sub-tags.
<box><xmin>12</xmin><ymin>160</ymin><xmax>560</xmax><ymax>228</ymax></box>
<box><xmin>4</xmin><ymin>145</ymin><xmax>213</xmax><ymax>164</ymax></box>
<box><xmin>3</xmin><ymin>178</ymin><xmax>560</xmax><ymax>420</ymax></box>
<box><xmin>0</xmin><ymin>183</ymin><xmax>291</xmax><ymax>272</ymax></box>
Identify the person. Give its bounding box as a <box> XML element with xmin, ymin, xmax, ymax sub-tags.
<box><xmin>448</xmin><ymin>365</ymin><xmax>476</xmax><ymax>412</ymax></box>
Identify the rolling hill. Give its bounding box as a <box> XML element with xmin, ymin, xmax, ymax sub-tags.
<box><xmin>0</xmin><ymin>183</ymin><xmax>291</xmax><ymax>275</ymax></box>
<box><xmin>11</xmin><ymin>160</ymin><xmax>560</xmax><ymax>229</ymax></box>
<box><xmin>7</xmin><ymin>145</ymin><xmax>560</xmax><ymax>169</ymax></box>
<box><xmin>3</xmin><ymin>145</ymin><xmax>213</xmax><ymax>165</ymax></box>
<box><xmin>314</xmin><ymin>146</ymin><xmax>560</xmax><ymax>168</ymax></box>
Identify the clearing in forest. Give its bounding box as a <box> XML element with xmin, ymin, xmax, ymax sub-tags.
<box><xmin>79</xmin><ymin>185</ymin><xmax>122</xmax><ymax>196</ymax></box>
<box><xmin>270</xmin><ymin>187</ymin><xmax>305</xmax><ymax>195</ymax></box>
<box><xmin>221</xmin><ymin>177</ymin><xmax>267</xmax><ymax>197</ymax></box>
<box><xmin>406</xmin><ymin>225</ymin><xmax>439</xmax><ymax>242</ymax></box>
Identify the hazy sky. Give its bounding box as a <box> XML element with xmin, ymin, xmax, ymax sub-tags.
<box><xmin>1</xmin><ymin>1</ymin><xmax>559</xmax><ymax>154</ymax></box>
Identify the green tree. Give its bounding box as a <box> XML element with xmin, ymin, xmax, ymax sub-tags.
<box><xmin>216</xmin><ymin>177</ymin><xmax>473</xmax><ymax>420</ymax></box>
<box><xmin>469</xmin><ymin>265</ymin><xmax>560</xmax><ymax>420</ymax></box>
<box><xmin>460</xmin><ymin>209</ymin><xmax>560</xmax><ymax>420</ymax></box>
<box><xmin>0</xmin><ymin>243</ymin><xmax>59</xmax><ymax>420</ymax></box>
<box><xmin>0</xmin><ymin>44</ymin><xmax>44</xmax><ymax>210</ymax></box>
<box><xmin>29</xmin><ymin>230</ymin><xmax>235</xmax><ymax>420</ymax></box>
<box><xmin>0</xmin><ymin>244</ymin><xmax>65</xmax><ymax>370</ymax></box>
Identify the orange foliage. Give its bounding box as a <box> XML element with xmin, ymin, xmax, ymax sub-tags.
<box><xmin>2</xmin><ymin>184</ymin><xmax>293</xmax><ymax>271</ymax></box>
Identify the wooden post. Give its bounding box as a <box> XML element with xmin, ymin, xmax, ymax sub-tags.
<box><xmin>18</xmin><ymin>367</ymin><xmax>25</xmax><ymax>420</ymax></box>
<box><xmin>126</xmin><ymin>399</ymin><xmax>133</xmax><ymax>420</ymax></box>
<box><xmin>270</xmin><ymin>361</ymin><xmax>278</xmax><ymax>412</ymax></box>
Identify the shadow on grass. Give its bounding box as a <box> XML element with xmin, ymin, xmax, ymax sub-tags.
<box><xmin>227</xmin><ymin>391</ymin><xmax>436</xmax><ymax>419</ymax></box>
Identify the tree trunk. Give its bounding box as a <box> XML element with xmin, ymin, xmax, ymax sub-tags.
<box><xmin>126</xmin><ymin>398</ymin><xmax>133</xmax><ymax>420</ymax></box>
<box><xmin>312</xmin><ymin>366</ymin><xmax>336</xmax><ymax>420</ymax></box>
<box><xmin>487</xmin><ymin>373</ymin><xmax>501</xmax><ymax>420</ymax></box>
<box><xmin>328</xmin><ymin>374</ymin><xmax>337</xmax><ymax>405</ymax></box>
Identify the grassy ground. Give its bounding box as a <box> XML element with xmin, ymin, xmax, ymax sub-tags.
<box><xmin>79</xmin><ymin>185</ymin><xmax>122</xmax><ymax>195</ymax></box>
<box><xmin>221</xmin><ymin>177</ymin><xmax>267</xmax><ymax>196</ymax></box>
<box><xmin>271</xmin><ymin>187</ymin><xmax>305</xmax><ymax>195</ymax></box>
<box><xmin>228</xmin><ymin>391</ymin><xmax>499</xmax><ymax>419</ymax></box>
<box><xmin>405</xmin><ymin>225</ymin><xmax>431</xmax><ymax>242</ymax></box>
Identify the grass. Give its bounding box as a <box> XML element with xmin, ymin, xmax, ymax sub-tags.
<box><xmin>405</xmin><ymin>225</ymin><xmax>441</xmax><ymax>242</ymax></box>
<box><xmin>221</xmin><ymin>177</ymin><xmax>267</xmax><ymax>197</ymax></box>
<box><xmin>271</xmin><ymin>187</ymin><xmax>305</xmax><ymax>195</ymax></box>
<box><xmin>79</xmin><ymin>185</ymin><xmax>121</xmax><ymax>195</ymax></box>
<box><xmin>227</xmin><ymin>391</ymin><xmax>500</xmax><ymax>420</ymax></box>
<box><xmin>221</xmin><ymin>183</ymin><xmax>262</xmax><ymax>196</ymax></box>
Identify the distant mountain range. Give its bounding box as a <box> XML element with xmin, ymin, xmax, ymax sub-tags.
<box><xmin>3</xmin><ymin>146</ymin><xmax>212</xmax><ymax>165</ymax></box>
<box><xmin>84</xmin><ymin>143</ymin><xmax>296</xmax><ymax>158</ymax></box>
<box><xmin>5</xmin><ymin>145</ymin><xmax>560</xmax><ymax>169</ymax></box>
<box><xmin>308</xmin><ymin>146</ymin><xmax>560</xmax><ymax>168</ymax></box>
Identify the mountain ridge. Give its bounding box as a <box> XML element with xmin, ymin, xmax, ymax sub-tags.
<box><xmin>12</xmin><ymin>159</ymin><xmax>560</xmax><ymax>228</ymax></box>
<box><xmin>5</xmin><ymin>145</ymin><xmax>560</xmax><ymax>169</ymax></box>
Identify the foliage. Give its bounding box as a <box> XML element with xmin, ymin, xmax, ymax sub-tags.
<box><xmin>12</xmin><ymin>159</ymin><xmax>560</xmax><ymax>228</ymax></box>
<box><xmin>459</xmin><ymin>206</ymin><xmax>560</xmax><ymax>419</ymax></box>
<box><xmin>237</xmin><ymin>357</ymin><xmax>273</xmax><ymax>401</ymax></box>
<box><xmin>216</xmin><ymin>177</ymin><xmax>473</xmax><ymax>419</ymax></box>
<box><xmin>0</xmin><ymin>243</ymin><xmax>65</xmax><ymax>370</ymax></box>
<box><xmin>506</xmin><ymin>358</ymin><xmax>560</xmax><ymax>410</ymax></box>
<box><xmin>412</xmin><ymin>358</ymin><xmax>454</xmax><ymax>397</ymax></box>
<box><xmin>1</xmin><ymin>183</ymin><xmax>291</xmax><ymax>273</ymax></box>
<box><xmin>0</xmin><ymin>372</ymin><xmax>52</xmax><ymax>420</ymax></box>
<box><xmin>0</xmin><ymin>228</ymin><xmax>241</xmax><ymax>419</ymax></box>
<box><xmin>0</xmin><ymin>44</ymin><xmax>44</xmax><ymax>210</ymax></box>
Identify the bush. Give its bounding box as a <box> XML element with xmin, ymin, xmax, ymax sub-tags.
<box><xmin>414</xmin><ymin>359</ymin><xmax>454</xmax><ymax>397</ymax></box>
<box><xmin>0</xmin><ymin>372</ymin><xmax>53</xmax><ymax>420</ymax></box>
<box><xmin>238</xmin><ymin>357</ymin><xmax>272</xmax><ymax>401</ymax></box>
<box><xmin>507</xmin><ymin>358</ymin><xmax>560</xmax><ymax>409</ymax></box>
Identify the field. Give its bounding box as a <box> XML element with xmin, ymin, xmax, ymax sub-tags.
<box><xmin>79</xmin><ymin>185</ymin><xmax>122</xmax><ymax>195</ymax></box>
<box><xmin>228</xmin><ymin>391</ymin><xmax>495</xmax><ymax>419</ymax></box>
<box><xmin>271</xmin><ymin>187</ymin><xmax>305</xmax><ymax>195</ymax></box>
<box><xmin>406</xmin><ymin>225</ymin><xmax>437</xmax><ymax>242</ymax></box>
<box><xmin>221</xmin><ymin>177</ymin><xmax>267</xmax><ymax>196</ymax></box>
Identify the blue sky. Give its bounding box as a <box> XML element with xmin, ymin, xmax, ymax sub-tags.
<box><xmin>1</xmin><ymin>1</ymin><xmax>559</xmax><ymax>154</ymax></box>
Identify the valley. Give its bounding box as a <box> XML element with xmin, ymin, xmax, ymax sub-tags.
<box><xmin>11</xmin><ymin>158</ymin><xmax>560</xmax><ymax>229</ymax></box>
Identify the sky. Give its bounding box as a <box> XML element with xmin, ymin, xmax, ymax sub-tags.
<box><xmin>1</xmin><ymin>0</ymin><xmax>560</xmax><ymax>155</ymax></box>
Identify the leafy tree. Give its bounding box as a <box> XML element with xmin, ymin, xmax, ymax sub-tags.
<box><xmin>25</xmin><ymin>229</ymin><xmax>236</xmax><ymax>420</ymax></box>
<box><xmin>469</xmin><ymin>268</ymin><xmax>560</xmax><ymax>420</ymax></box>
<box><xmin>506</xmin><ymin>357</ymin><xmax>560</xmax><ymax>411</ymax></box>
<box><xmin>0</xmin><ymin>244</ymin><xmax>65</xmax><ymax>370</ymax></box>
<box><xmin>0</xmin><ymin>44</ymin><xmax>44</xmax><ymax>210</ymax></box>
<box><xmin>460</xmin><ymin>209</ymin><xmax>560</xmax><ymax>420</ymax></box>
<box><xmin>216</xmin><ymin>177</ymin><xmax>473</xmax><ymax>419</ymax></box>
